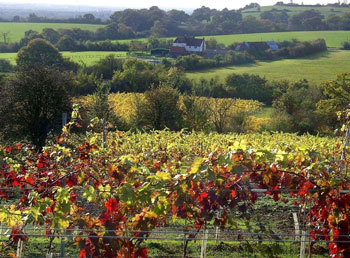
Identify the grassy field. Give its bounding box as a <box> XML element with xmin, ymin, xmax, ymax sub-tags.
<box><xmin>0</xmin><ymin>22</ymin><xmax>103</xmax><ymax>43</ymax></box>
<box><xmin>242</xmin><ymin>5</ymin><xmax>350</xmax><ymax>18</ymax></box>
<box><xmin>0</xmin><ymin>52</ymin><xmax>16</xmax><ymax>65</ymax></box>
<box><xmin>187</xmin><ymin>50</ymin><xmax>350</xmax><ymax>84</ymax></box>
<box><xmin>117</xmin><ymin>31</ymin><xmax>350</xmax><ymax>48</ymax></box>
<box><xmin>0</xmin><ymin>51</ymin><xmax>128</xmax><ymax>66</ymax></box>
<box><xmin>207</xmin><ymin>31</ymin><xmax>350</xmax><ymax>48</ymax></box>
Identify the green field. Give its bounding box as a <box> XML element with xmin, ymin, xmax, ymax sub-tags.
<box><xmin>0</xmin><ymin>51</ymin><xmax>128</xmax><ymax>65</ymax></box>
<box><xmin>207</xmin><ymin>31</ymin><xmax>350</xmax><ymax>48</ymax></box>
<box><xmin>0</xmin><ymin>22</ymin><xmax>103</xmax><ymax>43</ymax></box>
<box><xmin>0</xmin><ymin>52</ymin><xmax>16</xmax><ymax>64</ymax></box>
<box><xmin>242</xmin><ymin>5</ymin><xmax>350</xmax><ymax>18</ymax></box>
<box><xmin>187</xmin><ymin>50</ymin><xmax>350</xmax><ymax>84</ymax></box>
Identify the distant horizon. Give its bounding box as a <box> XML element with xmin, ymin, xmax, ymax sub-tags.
<box><xmin>0</xmin><ymin>0</ymin><xmax>346</xmax><ymax>11</ymax></box>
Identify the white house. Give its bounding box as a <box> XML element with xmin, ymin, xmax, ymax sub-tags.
<box><xmin>170</xmin><ymin>36</ymin><xmax>206</xmax><ymax>56</ymax></box>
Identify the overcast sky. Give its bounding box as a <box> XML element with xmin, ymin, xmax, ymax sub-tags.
<box><xmin>0</xmin><ymin>0</ymin><xmax>342</xmax><ymax>10</ymax></box>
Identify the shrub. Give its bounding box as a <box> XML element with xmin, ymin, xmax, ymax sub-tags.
<box><xmin>277</xmin><ymin>39</ymin><xmax>327</xmax><ymax>58</ymax></box>
<box><xmin>192</xmin><ymin>77</ymin><xmax>228</xmax><ymax>98</ymax></box>
<box><xmin>225</xmin><ymin>73</ymin><xmax>273</xmax><ymax>104</ymax></box>
<box><xmin>111</xmin><ymin>59</ymin><xmax>166</xmax><ymax>93</ymax></box>
<box><xmin>263</xmin><ymin>110</ymin><xmax>294</xmax><ymax>132</ymax></box>
<box><xmin>175</xmin><ymin>54</ymin><xmax>216</xmax><ymax>70</ymax></box>
<box><xmin>316</xmin><ymin>73</ymin><xmax>350</xmax><ymax>131</ymax></box>
<box><xmin>73</xmin><ymin>71</ymin><xmax>100</xmax><ymax>96</ymax></box>
<box><xmin>273</xmin><ymin>80</ymin><xmax>322</xmax><ymax>134</ymax></box>
<box><xmin>182</xmin><ymin>95</ymin><xmax>210</xmax><ymax>131</ymax></box>
<box><xmin>224</xmin><ymin>51</ymin><xmax>254</xmax><ymax>65</ymax></box>
<box><xmin>164</xmin><ymin>67</ymin><xmax>193</xmax><ymax>93</ymax></box>
<box><xmin>134</xmin><ymin>86</ymin><xmax>183</xmax><ymax>130</ymax></box>
<box><xmin>0</xmin><ymin>42</ymin><xmax>21</xmax><ymax>53</ymax></box>
<box><xmin>342</xmin><ymin>41</ymin><xmax>350</xmax><ymax>50</ymax></box>
<box><xmin>0</xmin><ymin>59</ymin><xmax>13</xmax><ymax>72</ymax></box>
<box><xmin>84</xmin><ymin>54</ymin><xmax>124</xmax><ymax>80</ymax></box>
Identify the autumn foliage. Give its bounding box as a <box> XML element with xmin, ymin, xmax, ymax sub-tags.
<box><xmin>0</xmin><ymin>119</ymin><xmax>350</xmax><ymax>257</ymax></box>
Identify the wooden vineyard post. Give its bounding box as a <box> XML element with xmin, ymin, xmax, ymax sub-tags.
<box><xmin>16</xmin><ymin>229</ymin><xmax>24</xmax><ymax>258</ymax></box>
<box><xmin>183</xmin><ymin>221</ymin><xmax>188</xmax><ymax>258</ymax></box>
<box><xmin>60</xmin><ymin>177</ymin><xmax>66</xmax><ymax>258</ymax></box>
<box><xmin>200</xmin><ymin>228</ymin><xmax>208</xmax><ymax>258</ymax></box>
<box><xmin>103</xmin><ymin>119</ymin><xmax>107</xmax><ymax>148</ymax></box>
<box><xmin>16</xmin><ymin>239</ymin><xmax>23</xmax><ymax>258</ymax></box>
<box><xmin>300</xmin><ymin>230</ymin><xmax>306</xmax><ymax>258</ymax></box>
<box><xmin>293</xmin><ymin>213</ymin><xmax>300</xmax><ymax>241</ymax></box>
<box><xmin>60</xmin><ymin>235</ymin><xmax>65</xmax><ymax>258</ymax></box>
<box><xmin>59</xmin><ymin>111</ymin><xmax>67</xmax><ymax>258</ymax></box>
<box><xmin>215</xmin><ymin>210</ymin><xmax>221</xmax><ymax>243</ymax></box>
<box><xmin>215</xmin><ymin>226</ymin><xmax>219</xmax><ymax>244</ymax></box>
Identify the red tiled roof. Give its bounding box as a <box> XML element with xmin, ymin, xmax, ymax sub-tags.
<box><xmin>174</xmin><ymin>36</ymin><xmax>204</xmax><ymax>47</ymax></box>
<box><xmin>170</xmin><ymin>46</ymin><xmax>187</xmax><ymax>54</ymax></box>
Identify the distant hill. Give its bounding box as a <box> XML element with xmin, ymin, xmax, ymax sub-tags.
<box><xmin>0</xmin><ymin>3</ymin><xmax>115</xmax><ymax>20</ymax></box>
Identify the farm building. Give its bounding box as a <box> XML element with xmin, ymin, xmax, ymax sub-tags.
<box><xmin>235</xmin><ymin>41</ymin><xmax>279</xmax><ymax>51</ymax></box>
<box><xmin>150</xmin><ymin>48</ymin><xmax>169</xmax><ymax>56</ymax></box>
<box><xmin>169</xmin><ymin>36</ymin><xmax>206</xmax><ymax>57</ymax></box>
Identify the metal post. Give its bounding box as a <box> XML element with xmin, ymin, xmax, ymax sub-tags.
<box><xmin>62</xmin><ymin>113</ymin><xmax>67</xmax><ymax>128</ymax></box>
<box><xmin>300</xmin><ymin>230</ymin><xmax>306</xmax><ymax>258</ymax></box>
<box><xmin>60</xmin><ymin>238</ymin><xmax>65</xmax><ymax>258</ymax></box>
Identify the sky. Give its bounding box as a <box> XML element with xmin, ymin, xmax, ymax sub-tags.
<box><xmin>0</xmin><ymin>0</ymin><xmax>343</xmax><ymax>10</ymax></box>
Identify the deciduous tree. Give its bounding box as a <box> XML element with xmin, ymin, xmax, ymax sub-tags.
<box><xmin>17</xmin><ymin>38</ymin><xmax>65</xmax><ymax>70</ymax></box>
<box><xmin>0</xmin><ymin>67</ymin><xmax>72</xmax><ymax>148</ymax></box>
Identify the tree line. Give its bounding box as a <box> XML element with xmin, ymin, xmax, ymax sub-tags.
<box><xmin>1</xmin><ymin>5</ymin><xmax>350</xmax><ymax>48</ymax></box>
<box><xmin>9</xmin><ymin>12</ymin><xmax>105</xmax><ymax>24</ymax></box>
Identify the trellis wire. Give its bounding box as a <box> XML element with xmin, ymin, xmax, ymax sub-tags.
<box><xmin>1</xmin><ymin>227</ymin><xmax>349</xmax><ymax>239</ymax></box>
<box><xmin>3</xmin><ymin>232</ymin><xmax>349</xmax><ymax>243</ymax></box>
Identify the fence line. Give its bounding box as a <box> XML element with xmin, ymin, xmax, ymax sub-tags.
<box><xmin>0</xmin><ymin>227</ymin><xmax>348</xmax><ymax>239</ymax></box>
